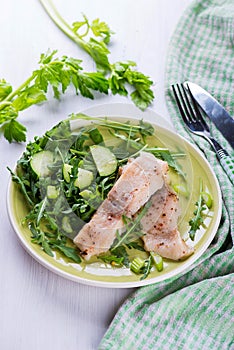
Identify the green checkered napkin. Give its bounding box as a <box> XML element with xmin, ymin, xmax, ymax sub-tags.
<box><xmin>99</xmin><ymin>1</ymin><xmax>234</xmax><ymax>349</ymax></box>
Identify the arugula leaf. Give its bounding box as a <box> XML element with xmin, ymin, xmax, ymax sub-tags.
<box><xmin>156</xmin><ymin>150</ymin><xmax>185</xmax><ymax>178</ymax></box>
<box><xmin>71</xmin><ymin>114</ymin><xmax>185</xmax><ymax>177</ymax></box>
<box><xmin>126</xmin><ymin>241</ymin><xmax>145</xmax><ymax>252</ymax></box>
<box><xmin>7</xmin><ymin>166</ymin><xmax>34</xmax><ymax>205</ymax></box>
<box><xmin>30</xmin><ymin>224</ymin><xmax>54</xmax><ymax>257</ymax></box>
<box><xmin>53</xmin><ymin>245</ymin><xmax>82</xmax><ymax>263</ymax></box>
<box><xmin>111</xmin><ymin>202</ymin><xmax>150</xmax><ymax>251</ymax></box>
<box><xmin>110</xmin><ymin>246</ymin><xmax>130</xmax><ymax>267</ymax></box>
<box><xmin>99</xmin><ymin>254</ymin><xmax>124</xmax><ymax>266</ymax></box>
<box><xmin>41</xmin><ymin>239</ymin><xmax>54</xmax><ymax>257</ymax></box>
<box><xmin>140</xmin><ymin>255</ymin><xmax>153</xmax><ymax>280</ymax></box>
<box><xmin>36</xmin><ymin>197</ymin><xmax>47</xmax><ymax>226</ymax></box>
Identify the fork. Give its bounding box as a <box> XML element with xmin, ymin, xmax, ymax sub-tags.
<box><xmin>172</xmin><ymin>83</ymin><xmax>234</xmax><ymax>185</ymax></box>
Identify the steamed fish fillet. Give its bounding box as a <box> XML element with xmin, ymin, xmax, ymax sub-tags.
<box><xmin>107</xmin><ymin>152</ymin><xmax>168</xmax><ymax>217</ymax></box>
<box><xmin>141</xmin><ymin>185</ymin><xmax>194</xmax><ymax>260</ymax></box>
<box><xmin>73</xmin><ymin>201</ymin><xmax>125</xmax><ymax>260</ymax></box>
<box><xmin>73</xmin><ymin>152</ymin><xmax>168</xmax><ymax>260</ymax></box>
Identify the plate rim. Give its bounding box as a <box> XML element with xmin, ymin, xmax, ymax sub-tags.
<box><xmin>7</xmin><ymin>102</ymin><xmax>222</xmax><ymax>288</ymax></box>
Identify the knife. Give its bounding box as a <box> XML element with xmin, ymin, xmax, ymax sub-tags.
<box><xmin>184</xmin><ymin>81</ymin><xmax>234</xmax><ymax>149</ymax></box>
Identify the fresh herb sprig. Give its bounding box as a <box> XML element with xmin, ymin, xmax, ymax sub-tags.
<box><xmin>1</xmin><ymin>4</ymin><xmax>154</xmax><ymax>143</ymax></box>
<box><xmin>39</xmin><ymin>0</ymin><xmax>154</xmax><ymax>110</ymax></box>
<box><xmin>71</xmin><ymin>114</ymin><xmax>186</xmax><ymax>176</ymax></box>
<box><xmin>111</xmin><ymin>202</ymin><xmax>151</xmax><ymax>251</ymax></box>
<box><xmin>71</xmin><ymin>114</ymin><xmax>155</xmax><ymax>136</ymax></box>
<box><xmin>0</xmin><ymin>50</ymin><xmax>109</xmax><ymax>143</ymax></box>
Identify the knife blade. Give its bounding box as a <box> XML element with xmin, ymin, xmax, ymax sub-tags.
<box><xmin>184</xmin><ymin>81</ymin><xmax>234</xmax><ymax>149</ymax></box>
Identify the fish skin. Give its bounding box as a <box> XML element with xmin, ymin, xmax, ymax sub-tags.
<box><xmin>141</xmin><ymin>185</ymin><xmax>194</xmax><ymax>261</ymax></box>
<box><xmin>73</xmin><ymin>152</ymin><xmax>167</xmax><ymax>260</ymax></box>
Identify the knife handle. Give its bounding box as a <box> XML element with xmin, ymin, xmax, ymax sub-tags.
<box><xmin>216</xmin><ymin>150</ymin><xmax>234</xmax><ymax>185</ymax></box>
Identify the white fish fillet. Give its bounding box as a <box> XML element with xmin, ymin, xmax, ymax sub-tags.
<box><xmin>141</xmin><ymin>185</ymin><xmax>194</xmax><ymax>260</ymax></box>
<box><xmin>73</xmin><ymin>152</ymin><xmax>168</xmax><ymax>260</ymax></box>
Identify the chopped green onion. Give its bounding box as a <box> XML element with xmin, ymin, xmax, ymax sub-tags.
<box><xmin>150</xmin><ymin>252</ymin><xmax>163</xmax><ymax>272</ymax></box>
<box><xmin>89</xmin><ymin>127</ymin><xmax>104</xmax><ymax>144</ymax></box>
<box><xmin>173</xmin><ymin>183</ymin><xmax>189</xmax><ymax>197</ymax></box>
<box><xmin>130</xmin><ymin>257</ymin><xmax>145</xmax><ymax>274</ymax></box>
<box><xmin>201</xmin><ymin>191</ymin><xmax>213</xmax><ymax>209</ymax></box>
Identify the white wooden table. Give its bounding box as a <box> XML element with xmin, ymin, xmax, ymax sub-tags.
<box><xmin>0</xmin><ymin>1</ymin><xmax>191</xmax><ymax>349</ymax></box>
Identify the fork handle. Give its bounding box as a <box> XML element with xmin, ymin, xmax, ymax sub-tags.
<box><xmin>215</xmin><ymin>148</ymin><xmax>234</xmax><ymax>185</ymax></box>
<box><xmin>208</xmin><ymin>138</ymin><xmax>234</xmax><ymax>184</ymax></box>
<box><xmin>219</xmin><ymin>154</ymin><xmax>234</xmax><ymax>185</ymax></box>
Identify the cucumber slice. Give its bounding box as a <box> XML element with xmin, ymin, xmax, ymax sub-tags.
<box><xmin>62</xmin><ymin>216</ymin><xmax>73</xmax><ymax>234</ymax></box>
<box><xmin>30</xmin><ymin>151</ymin><xmax>54</xmax><ymax>177</ymax></box>
<box><xmin>63</xmin><ymin>163</ymin><xmax>73</xmax><ymax>183</ymax></box>
<box><xmin>90</xmin><ymin>145</ymin><xmax>117</xmax><ymax>176</ymax></box>
<box><xmin>79</xmin><ymin>189</ymin><xmax>92</xmax><ymax>199</ymax></box>
<box><xmin>47</xmin><ymin>185</ymin><xmax>59</xmax><ymax>199</ymax></box>
<box><xmin>74</xmin><ymin>168</ymin><xmax>93</xmax><ymax>189</ymax></box>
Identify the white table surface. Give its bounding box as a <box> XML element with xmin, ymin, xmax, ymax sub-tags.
<box><xmin>0</xmin><ymin>1</ymin><xmax>191</xmax><ymax>349</ymax></box>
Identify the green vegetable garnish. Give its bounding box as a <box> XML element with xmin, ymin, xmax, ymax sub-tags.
<box><xmin>99</xmin><ymin>254</ymin><xmax>124</xmax><ymax>267</ymax></box>
<box><xmin>0</xmin><ymin>50</ymin><xmax>109</xmax><ymax>143</ymax></box>
<box><xmin>173</xmin><ymin>183</ymin><xmax>189</xmax><ymax>197</ymax></box>
<box><xmin>111</xmin><ymin>202</ymin><xmax>151</xmax><ymax>251</ymax></box>
<box><xmin>39</xmin><ymin>0</ymin><xmax>154</xmax><ymax>109</ymax></box>
<box><xmin>130</xmin><ymin>255</ymin><xmax>154</xmax><ymax>280</ymax></box>
<box><xmin>201</xmin><ymin>191</ymin><xmax>213</xmax><ymax>209</ymax></box>
<box><xmin>130</xmin><ymin>257</ymin><xmax>145</xmax><ymax>274</ymax></box>
<box><xmin>150</xmin><ymin>252</ymin><xmax>163</xmax><ymax>272</ymax></box>
<box><xmin>188</xmin><ymin>180</ymin><xmax>213</xmax><ymax>241</ymax></box>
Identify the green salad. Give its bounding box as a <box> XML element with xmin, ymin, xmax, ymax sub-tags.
<box><xmin>9</xmin><ymin>114</ymin><xmax>212</xmax><ymax>280</ymax></box>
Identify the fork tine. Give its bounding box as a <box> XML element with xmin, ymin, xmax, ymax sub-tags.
<box><xmin>171</xmin><ymin>84</ymin><xmax>193</xmax><ymax>125</ymax></box>
<box><xmin>180</xmin><ymin>84</ymin><xmax>197</xmax><ymax>122</ymax></box>
<box><xmin>184</xmin><ymin>82</ymin><xmax>210</xmax><ymax>132</ymax></box>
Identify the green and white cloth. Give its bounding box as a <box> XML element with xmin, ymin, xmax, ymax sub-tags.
<box><xmin>99</xmin><ymin>1</ymin><xmax>234</xmax><ymax>349</ymax></box>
